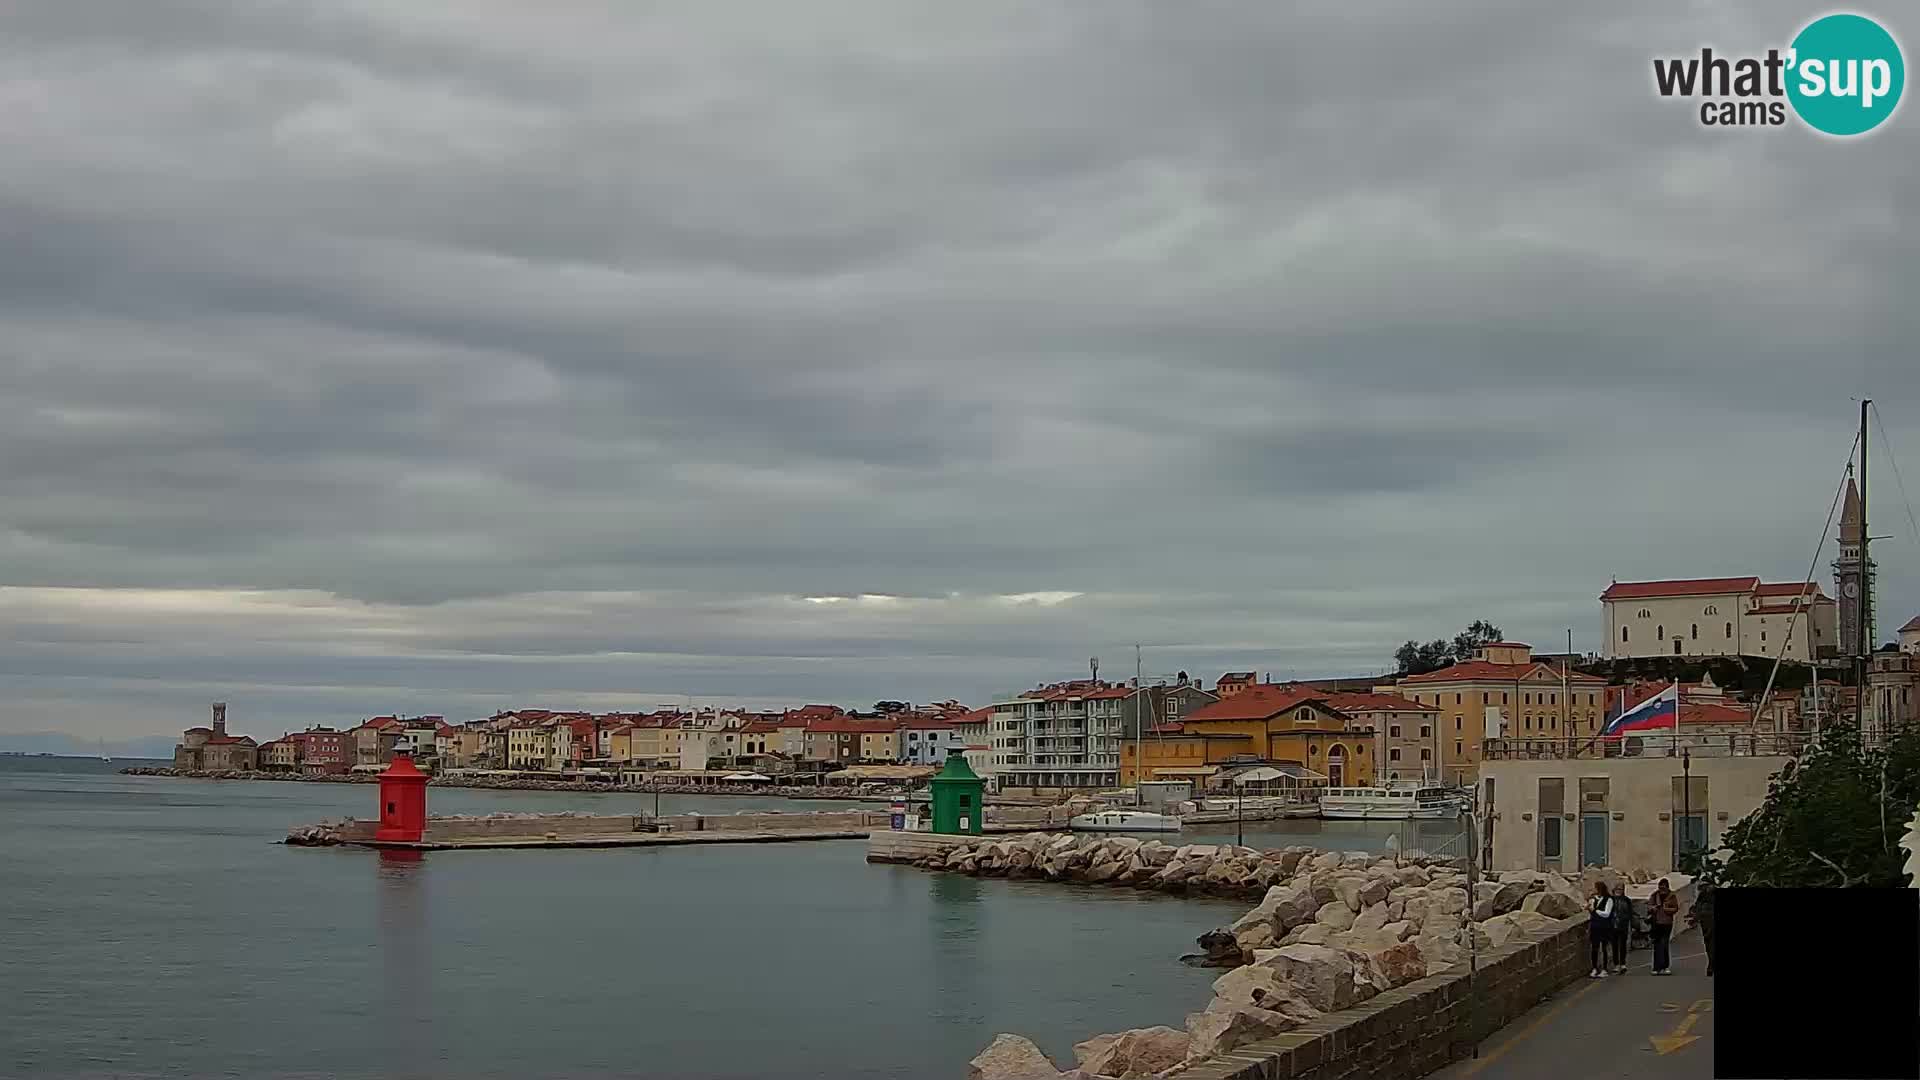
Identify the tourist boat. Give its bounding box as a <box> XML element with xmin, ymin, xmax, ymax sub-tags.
<box><xmin>1069</xmin><ymin>809</ymin><xmax>1182</xmax><ymax>833</ymax></box>
<box><xmin>1317</xmin><ymin>782</ymin><xmax>1464</xmax><ymax>820</ymax></box>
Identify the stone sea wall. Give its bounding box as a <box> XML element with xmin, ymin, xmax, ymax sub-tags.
<box><xmin>287</xmin><ymin>809</ymin><xmax>894</xmax><ymax>845</ymax></box>
<box><xmin>930</xmin><ymin>833</ymin><xmax>1676</xmax><ymax>1080</ymax></box>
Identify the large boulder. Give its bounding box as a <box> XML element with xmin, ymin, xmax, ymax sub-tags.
<box><xmin>1350</xmin><ymin>939</ymin><xmax>1427</xmax><ymax>994</ymax></box>
<box><xmin>1351</xmin><ymin>901</ymin><xmax>1389</xmax><ymax>935</ymax></box>
<box><xmin>1392</xmin><ymin>865</ymin><xmax>1432</xmax><ymax>888</ymax></box>
<box><xmin>1502</xmin><ymin>910</ymin><xmax>1560</xmax><ymax>937</ymax></box>
<box><xmin>1212</xmin><ymin>964</ymin><xmax>1288</xmax><ymax>1008</ymax></box>
<box><xmin>1079</xmin><ymin>1026</ymin><xmax>1190</xmax><ymax>1079</ymax></box>
<box><xmin>1520</xmin><ymin>890</ymin><xmax>1583</xmax><ymax>919</ymax></box>
<box><xmin>1264</xmin><ymin>883</ymin><xmax>1320</xmax><ymax>931</ymax></box>
<box><xmin>1416</xmin><ymin>932</ymin><xmax>1463</xmax><ymax>975</ymax></box>
<box><xmin>1257</xmin><ymin>943</ymin><xmax>1356</xmax><ymax>1012</ymax></box>
<box><xmin>1072</xmin><ymin>1034</ymin><xmax>1118</xmax><ymax>1070</ymax></box>
<box><xmin>1379</xmin><ymin>920</ymin><xmax>1415</xmax><ymax>942</ymax></box>
<box><xmin>1137</xmin><ymin>841</ymin><xmax>1176</xmax><ymax>867</ymax></box>
<box><xmin>1234</xmin><ymin>922</ymin><xmax>1276</xmax><ymax>952</ymax></box>
<box><xmin>1490</xmin><ymin>879</ymin><xmax>1532</xmax><ymax>915</ymax></box>
<box><xmin>1274</xmin><ymin>848</ymin><xmax>1310</xmax><ymax>877</ymax></box>
<box><xmin>1471</xmin><ymin>917</ymin><xmax>1518</xmax><ymax>952</ymax></box>
<box><xmin>968</xmin><ymin>1034</ymin><xmax>1062</xmax><ymax>1080</ymax></box>
<box><xmin>1314</xmin><ymin>901</ymin><xmax>1357</xmax><ymax>931</ymax></box>
<box><xmin>1432</xmin><ymin>887</ymin><xmax>1468</xmax><ymax>916</ymax></box>
<box><xmin>1282</xmin><ymin>922</ymin><xmax>1334</xmax><ymax>946</ymax></box>
<box><xmin>1340</xmin><ymin>850</ymin><xmax>1371</xmax><ymax>869</ymax></box>
<box><xmin>1185</xmin><ymin>1001</ymin><xmax>1298</xmax><ymax>1062</ymax></box>
<box><xmin>1084</xmin><ymin>858</ymin><xmax>1126</xmax><ymax>884</ymax></box>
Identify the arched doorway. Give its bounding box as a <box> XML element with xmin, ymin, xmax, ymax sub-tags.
<box><xmin>1326</xmin><ymin>744</ymin><xmax>1347</xmax><ymax>787</ymax></box>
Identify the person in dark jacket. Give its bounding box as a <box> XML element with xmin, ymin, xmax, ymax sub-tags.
<box><xmin>1648</xmin><ymin>878</ymin><xmax>1680</xmax><ymax>974</ymax></box>
<box><xmin>1687</xmin><ymin>882</ymin><xmax>1715</xmax><ymax>976</ymax></box>
<box><xmin>1610</xmin><ymin>884</ymin><xmax>1633</xmax><ymax>973</ymax></box>
<box><xmin>1587</xmin><ymin>882</ymin><xmax>1617</xmax><ymax>978</ymax></box>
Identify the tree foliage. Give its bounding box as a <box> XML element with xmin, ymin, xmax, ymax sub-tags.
<box><xmin>1393</xmin><ymin>620</ymin><xmax>1504</xmax><ymax>676</ymax></box>
<box><xmin>873</xmin><ymin>700</ymin><xmax>911</xmax><ymax>714</ymax></box>
<box><xmin>1686</xmin><ymin>722</ymin><xmax>1920</xmax><ymax>888</ymax></box>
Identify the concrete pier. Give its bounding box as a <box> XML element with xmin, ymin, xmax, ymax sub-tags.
<box><xmin>290</xmin><ymin>809</ymin><xmax>893</xmax><ymax>850</ymax></box>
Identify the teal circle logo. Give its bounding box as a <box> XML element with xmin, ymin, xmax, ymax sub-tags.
<box><xmin>1787</xmin><ymin>14</ymin><xmax>1904</xmax><ymax>135</ymax></box>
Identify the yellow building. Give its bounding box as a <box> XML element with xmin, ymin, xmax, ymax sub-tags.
<box><xmin>858</xmin><ymin>727</ymin><xmax>902</xmax><ymax>763</ymax></box>
<box><xmin>1386</xmin><ymin>642</ymin><xmax>1608</xmax><ymax>785</ymax></box>
<box><xmin>507</xmin><ymin>722</ymin><xmax>554</xmax><ymax>770</ymax></box>
<box><xmin>607</xmin><ymin>725</ymin><xmax>634</xmax><ymax>764</ymax></box>
<box><xmin>1123</xmin><ymin>685</ymin><xmax>1376</xmax><ymax>788</ymax></box>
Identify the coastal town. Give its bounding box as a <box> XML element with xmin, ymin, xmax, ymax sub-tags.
<box><xmin>149</xmin><ymin>479</ymin><xmax>1920</xmax><ymax>877</ymax></box>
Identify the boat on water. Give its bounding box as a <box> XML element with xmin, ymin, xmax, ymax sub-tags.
<box><xmin>1069</xmin><ymin>809</ymin><xmax>1182</xmax><ymax>833</ymax></box>
<box><xmin>1318</xmin><ymin>782</ymin><xmax>1464</xmax><ymax>820</ymax></box>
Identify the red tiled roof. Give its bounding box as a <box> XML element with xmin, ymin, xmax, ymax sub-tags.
<box><xmin>1319</xmin><ymin>691</ymin><xmax>1435</xmax><ymax>714</ymax></box>
<box><xmin>1218</xmin><ymin>672</ymin><xmax>1255</xmax><ymax>682</ymax></box>
<box><xmin>1755</xmin><ymin>581</ymin><xmax>1827</xmax><ymax>598</ymax></box>
<box><xmin>1399</xmin><ymin>661</ymin><xmax>1606</xmax><ymax>685</ymax></box>
<box><xmin>1600</xmin><ymin>577</ymin><xmax>1759</xmax><ymax>600</ymax></box>
<box><xmin>1148</xmin><ymin>721</ymin><xmax>1185</xmax><ymax>734</ymax></box>
<box><xmin>901</xmin><ymin>716</ymin><xmax>958</xmax><ymax>730</ymax></box>
<box><xmin>1083</xmin><ymin>687</ymin><xmax>1135</xmax><ymax>700</ymax></box>
<box><xmin>1181</xmin><ymin>684</ymin><xmax>1325</xmax><ymax>722</ymax></box>
<box><xmin>807</xmin><ymin>717</ymin><xmax>902</xmax><ymax>734</ymax></box>
<box><xmin>739</xmin><ymin>721</ymin><xmax>780</xmax><ymax>734</ymax></box>
<box><xmin>952</xmin><ymin>706</ymin><xmax>994</xmax><ymax>725</ymax></box>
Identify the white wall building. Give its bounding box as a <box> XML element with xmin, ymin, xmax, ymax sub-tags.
<box><xmin>989</xmin><ymin>681</ymin><xmax>1128</xmax><ymax>792</ymax></box>
<box><xmin>1601</xmin><ymin>577</ymin><xmax>1836</xmax><ymax>662</ymax></box>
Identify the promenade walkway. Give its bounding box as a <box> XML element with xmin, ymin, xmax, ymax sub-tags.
<box><xmin>1433</xmin><ymin>929</ymin><xmax>1713</xmax><ymax>1080</ymax></box>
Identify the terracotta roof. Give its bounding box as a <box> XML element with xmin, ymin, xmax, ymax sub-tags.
<box><xmin>1083</xmin><ymin>687</ymin><xmax>1135</xmax><ymax>700</ymax></box>
<box><xmin>900</xmin><ymin>716</ymin><xmax>958</xmax><ymax>730</ymax></box>
<box><xmin>1217</xmin><ymin>672</ymin><xmax>1255</xmax><ymax>681</ymax></box>
<box><xmin>807</xmin><ymin>717</ymin><xmax>902</xmax><ymax>734</ymax></box>
<box><xmin>1600</xmin><ymin>577</ymin><xmax>1759</xmax><ymax>601</ymax></box>
<box><xmin>1399</xmin><ymin>660</ymin><xmax>1605</xmax><ymax>685</ymax></box>
<box><xmin>1319</xmin><ymin>691</ymin><xmax>1436</xmax><ymax>713</ymax></box>
<box><xmin>1755</xmin><ymin>582</ymin><xmax>1828</xmax><ymax>599</ymax></box>
<box><xmin>739</xmin><ymin>721</ymin><xmax>780</xmax><ymax>734</ymax></box>
<box><xmin>1180</xmin><ymin>684</ymin><xmax>1326</xmax><ymax>722</ymax></box>
<box><xmin>952</xmin><ymin>706</ymin><xmax>994</xmax><ymax>725</ymax></box>
<box><xmin>1148</xmin><ymin>721</ymin><xmax>1185</xmax><ymax>734</ymax></box>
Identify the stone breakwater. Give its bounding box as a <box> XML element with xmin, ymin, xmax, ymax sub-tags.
<box><xmin>915</xmin><ymin>834</ymin><xmax>1661</xmax><ymax>1080</ymax></box>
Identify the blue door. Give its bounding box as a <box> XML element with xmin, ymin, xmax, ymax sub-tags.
<box><xmin>1581</xmin><ymin>812</ymin><xmax>1609</xmax><ymax>867</ymax></box>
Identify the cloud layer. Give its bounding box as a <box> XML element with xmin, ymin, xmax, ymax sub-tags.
<box><xmin>3</xmin><ymin>2</ymin><xmax>1917</xmax><ymax>736</ymax></box>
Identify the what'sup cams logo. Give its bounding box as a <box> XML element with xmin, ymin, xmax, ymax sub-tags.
<box><xmin>1653</xmin><ymin>12</ymin><xmax>1904</xmax><ymax>135</ymax></box>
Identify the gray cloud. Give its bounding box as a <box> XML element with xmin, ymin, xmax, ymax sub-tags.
<box><xmin>0</xmin><ymin>1</ymin><xmax>1916</xmax><ymax>738</ymax></box>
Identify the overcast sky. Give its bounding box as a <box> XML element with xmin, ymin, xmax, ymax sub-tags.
<box><xmin>3</xmin><ymin>2</ymin><xmax>1917</xmax><ymax>739</ymax></box>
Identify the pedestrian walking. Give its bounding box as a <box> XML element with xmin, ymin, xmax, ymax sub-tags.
<box><xmin>1610</xmin><ymin>883</ymin><xmax>1632</xmax><ymax>973</ymax></box>
<box><xmin>1587</xmin><ymin>881</ymin><xmax>1616</xmax><ymax>978</ymax></box>
<box><xmin>1687</xmin><ymin>881</ymin><xmax>1715</xmax><ymax>976</ymax></box>
<box><xmin>1648</xmin><ymin>878</ymin><xmax>1680</xmax><ymax>974</ymax></box>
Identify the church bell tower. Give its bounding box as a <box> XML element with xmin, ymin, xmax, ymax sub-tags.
<box><xmin>1834</xmin><ymin>472</ymin><xmax>1873</xmax><ymax>656</ymax></box>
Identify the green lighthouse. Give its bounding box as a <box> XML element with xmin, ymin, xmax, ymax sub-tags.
<box><xmin>928</xmin><ymin>749</ymin><xmax>986</xmax><ymax>835</ymax></box>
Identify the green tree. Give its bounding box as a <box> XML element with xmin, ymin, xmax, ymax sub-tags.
<box><xmin>1687</xmin><ymin>722</ymin><xmax>1920</xmax><ymax>888</ymax></box>
<box><xmin>1393</xmin><ymin>620</ymin><xmax>1504</xmax><ymax>676</ymax></box>
<box><xmin>873</xmin><ymin>700</ymin><xmax>910</xmax><ymax>714</ymax></box>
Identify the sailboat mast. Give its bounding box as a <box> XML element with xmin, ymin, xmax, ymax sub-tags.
<box><xmin>1134</xmin><ymin>644</ymin><xmax>1143</xmax><ymax>804</ymax></box>
<box><xmin>1858</xmin><ymin>398</ymin><xmax>1871</xmax><ymax>728</ymax></box>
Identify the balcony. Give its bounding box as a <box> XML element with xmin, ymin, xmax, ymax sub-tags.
<box><xmin>1482</xmin><ymin>732</ymin><xmax>1811</xmax><ymax>761</ymax></box>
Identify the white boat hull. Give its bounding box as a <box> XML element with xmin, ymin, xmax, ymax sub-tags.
<box><xmin>1319</xmin><ymin>803</ymin><xmax>1461</xmax><ymax>821</ymax></box>
<box><xmin>1070</xmin><ymin>811</ymin><xmax>1182</xmax><ymax>833</ymax></box>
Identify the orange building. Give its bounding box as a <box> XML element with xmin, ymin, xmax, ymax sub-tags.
<box><xmin>1122</xmin><ymin>684</ymin><xmax>1377</xmax><ymax>788</ymax></box>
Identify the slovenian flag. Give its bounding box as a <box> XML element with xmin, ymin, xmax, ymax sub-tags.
<box><xmin>1602</xmin><ymin>682</ymin><xmax>1680</xmax><ymax>737</ymax></box>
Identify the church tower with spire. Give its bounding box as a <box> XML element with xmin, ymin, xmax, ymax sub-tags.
<box><xmin>1834</xmin><ymin>471</ymin><xmax>1874</xmax><ymax>656</ymax></box>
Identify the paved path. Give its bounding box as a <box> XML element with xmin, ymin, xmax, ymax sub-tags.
<box><xmin>1432</xmin><ymin>929</ymin><xmax>1713</xmax><ymax>1080</ymax></box>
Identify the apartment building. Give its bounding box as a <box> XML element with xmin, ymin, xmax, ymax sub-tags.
<box><xmin>989</xmin><ymin>681</ymin><xmax>1130</xmax><ymax>794</ymax></box>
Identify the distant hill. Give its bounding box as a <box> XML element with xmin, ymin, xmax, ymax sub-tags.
<box><xmin>0</xmin><ymin>732</ymin><xmax>179</xmax><ymax>759</ymax></box>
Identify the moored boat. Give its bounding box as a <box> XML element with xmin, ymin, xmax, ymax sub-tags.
<box><xmin>1069</xmin><ymin>809</ymin><xmax>1182</xmax><ymax>833</ymax></box>
<box><xmin>1318</xmin><ymin>782</ymin><xmax>1463</xmax><ymax>820</ymax></box>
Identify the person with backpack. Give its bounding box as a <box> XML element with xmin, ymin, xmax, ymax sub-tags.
<box><xmin>1588</xmin><ymin>881</ymin><xmax>1617</xmax><ymax>978</ymax></box>
<box><xmin>1648</xmin><ymin>878</ymin><xmax>1680</xmax><ymax>974</ymax></box>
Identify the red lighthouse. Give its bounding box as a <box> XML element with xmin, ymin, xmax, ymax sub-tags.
<box><xmin>373</xmin><ymin>753</ymin><xmax>428</xmax><ymax>843</ymax></box>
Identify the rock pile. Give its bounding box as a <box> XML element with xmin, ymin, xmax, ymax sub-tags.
<box><xmin>284</xmin><ymin>820</ymin><xmax>354</xmax><ymax>845</ymax></box>
<box><xmin>960</xmin><ymin>844</ymin><xmax>1597</xmax><ymax>1079</ymax></box>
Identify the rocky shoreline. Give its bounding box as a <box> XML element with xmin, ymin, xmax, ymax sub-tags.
<box><xmin>919</xmin><ymin>833</ymin><xmax>1658</xmax><ymax>1079</ymax></box>
<box><xmin>118</xmin><ymin>766</ymin><xmax>884</xmax><ymax>800</ymax></box>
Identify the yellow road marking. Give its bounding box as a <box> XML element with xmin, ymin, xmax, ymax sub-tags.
<box><xmin>1454</xmin><ymin>980</ymin><xmax>1599</xmax><ymax>1077</ymax></box>
<box><xmin>1649</xmin><ymin>998</ymin><xmax>1712</xmax><ymax>1055</ymax></box>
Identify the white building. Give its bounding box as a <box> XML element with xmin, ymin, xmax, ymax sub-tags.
<box><xmin>989</xmin><ymin>681</ymin><xmax>1129</xmax><ymax>794</ymax></box>
<box><xmin>897</xmin><ymin>716</ymin><xmax>967</xmax><ymax>765</ymax></box>
<box><xmin>1601</xmin><ymin>577</ymin><xmax>1837</xmax><ymax>663</ymax></box>
<box><xmin>953</xmin><ymin>707</ymin><xmax>995</xmax><ymax>788</ymax></box>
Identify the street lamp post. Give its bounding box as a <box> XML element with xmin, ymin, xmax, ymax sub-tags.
<box><xmin>1681</xmin><ymin>745</ymin><xmax>1692</xmax><ymax>865</ymax></box>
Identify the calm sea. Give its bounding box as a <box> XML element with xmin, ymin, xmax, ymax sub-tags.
<box><xmin>0</xmin><ymin>758</ymin><xmax>1303</xmax><ymax>1080</ymax></box>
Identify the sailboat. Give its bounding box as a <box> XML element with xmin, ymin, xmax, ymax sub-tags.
<box><xmin>1072</xmin><ymin>646</ymin><xmax>1182</xmax><ymax>833</ymax></box>
<box><xmin>98</xmin><ymin>738</ymin><xmax>111</xmax><ymax>761</ymax></box>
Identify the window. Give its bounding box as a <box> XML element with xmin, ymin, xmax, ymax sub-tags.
<box><xmin>1656</xmin><ymin>624</ymin><xmax>1664</xmax><ymax>639</ymax></box>
<box><xmin>1725</xmin><ymin>622</ymin><xmax>1733</xmax><ymax>639</ymax></box>
<box><xmin>1524</xmin><ymin>717</ymin><xmax>1531</xmax><ymax>730</ymax></box>
<box><xmin>1502</xmin><ymin>693</ymin><xmax>1509</xmax><ymax>704</ymax></box>
<box><xmin>1622</xmin><ymin>626</ymin><xmax>1630</xmax><ymax>643</ymax></box>
<box><xmin>1704</xmin><ymin>604</ymin><xmax>1718</xmax><ymax>615</ymax></box>
<box><xmin>1691</xmin><ymin>623</ymin><xmax>1698</xmax><ymax>640</ymax></box>
<box><xmin>1455</xmin><ymin>693</ymin><xmax>1462</xmax><ymax>705</ymax></box>
<box><xmin>1389</xmin><ymin>748</ymin><xmax>1402</xmax><ymax>761</ymax></box>
<box><xmin>1638</xmin><ymin>608</ymin><xmax>1651</xmax><ymax>618</ymax></box>
<box><xmin>1454</xmin><ymin>741</ymin><xmax>1464</xmax><ymax>757</ymax></box>
<box><xmin>1389</xmin><ymin>725</ymin><xmax>1401</xmax><ymax>738</ymax></box>
<box><xmin>1420</xmin><ymin>748</ymin><xmax>1432</xmax><ymax>760</ymax></box>
<box><xmin>1455</xmin><ymin>717</ymin><xmax>1462</xmax><ymax>730</ymax></box>
<box><xmin>1420</xmin><ymin>725</ymin><xmax>1431</xmax><ymax>738</ymax></box>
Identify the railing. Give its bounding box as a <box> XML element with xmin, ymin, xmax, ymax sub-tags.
<box><xmin>1482</xmin><ymin>731</ymin><xmax>1813</xmax><ymax>760</ymax></box>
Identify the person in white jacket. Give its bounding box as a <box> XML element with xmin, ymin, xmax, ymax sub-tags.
<box><xmin>1588</xmin><ymin>882</ymin><xmax>1617</xmax><ymax>978</ymax></box>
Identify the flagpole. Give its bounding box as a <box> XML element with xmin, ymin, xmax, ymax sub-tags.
<box><xmin>1671</xmin><ymin>680</ymin><xmax>1681</xmax><ymax>759</ymax></box>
